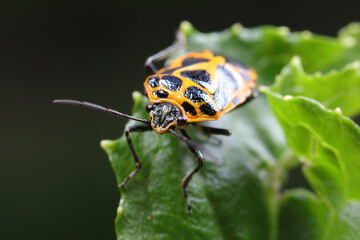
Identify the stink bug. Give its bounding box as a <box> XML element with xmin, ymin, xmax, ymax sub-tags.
<box><xmin>54</xmin><ymin>32</ymin><xmax>257</xmax><ymax>213</ymax></box>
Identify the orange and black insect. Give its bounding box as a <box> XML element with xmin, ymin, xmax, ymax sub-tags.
<box><xmin>54</xmin><ymin>34</ymin><xmax>257</xmax><ymax>213</ymax></box>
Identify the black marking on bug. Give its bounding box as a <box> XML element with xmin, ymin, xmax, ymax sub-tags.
<box><xmin>153</xmin><ymin>90</ymin><xmax>169</xmax><ymax>98</ymax></box>
<box><xmin>200</xmin><ymin>103</ymin><xmax>217</xmax><ymax>116</ymax></box>
<box><xmin>180</xmin><ymin>70</ymin><xmax>211</xmax><ymax>88</ymax></box>
<box><xmin>182</xmin><ymin>101</ymin><xmax>197</xmax><ymax>116</ymax></box>
<box><xmin>181</xmin><ymin>57</ymin><xmax>209</xmax><ymax>67</ymax></box>
<box><xmin>183</xmin><ymin>86</ymin><xmax>211</xmax><ymax>103</ymax></box>
<box><xmin>148</xmin><ymin>76</ymin><xmax>159</xmax><ymax>88</ymax></box>
<box><xmin>161</xmin><ymin>75</ymin><xmax>183</xmax><ymax>91</ymax></box>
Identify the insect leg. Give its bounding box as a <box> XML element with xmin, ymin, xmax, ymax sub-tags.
<box><xmin>120</xmin><ymin>124</ymin><xmax>153</xmax><ymax>188</ymax></box>
<box><xmin>180</xmin><ymin>129</ymin><xmax>204</xmax><ymax>214</ymax></box>
<box><xmin>144</xmin><ymin>31</ymin><xmax>186</xmax><ymax>75</ymax></box>
<box><xmin>193</xmin><ymin>124</ymin><xmax>232</xmax><ymax>136</ymax></box>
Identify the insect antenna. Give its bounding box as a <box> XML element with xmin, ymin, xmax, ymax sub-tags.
<box><xmin>53</xmin><ymin>99</ymin><xmax>150</xmax><ymax>124</ymax></box>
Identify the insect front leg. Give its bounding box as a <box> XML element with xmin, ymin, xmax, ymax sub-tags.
<box><xmin>144</xmin><ymin>31</ymin><xmax>186</xmax><ymax>75</ymax></box>
<box><xmin>120</xmin><ymin>124</ymin><xmax>153</xmax><ymax>188</ymax></box>
<box><xmin>191</xmin><ymin>123</ymin><xmax>232</xmax><ymax>146</ymax></box>
<box><xmin>193</xmin><ymin>123</ymin><xmax>232</xmax><ymax>136</ymax></box>
<box><xmin>180</xmin><ymin>129</ymin><xmax>204</xmax><ymax>214</ymax></box>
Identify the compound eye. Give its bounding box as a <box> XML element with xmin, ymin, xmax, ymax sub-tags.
<box><xmin>177</xmin><ymin>116</ymin><xmax>187</xmax><ymax>126</ymax></box>
<box><xmin>146</xmin><ymin>104</ymin><xmax>154</xmax><ymax>113</ymax></box>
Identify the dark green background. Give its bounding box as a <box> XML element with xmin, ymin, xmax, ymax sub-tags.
<box><xmin>1</xmin><ymin>1</ymin><xmax>359</xmax><ymax>239</ymax></box>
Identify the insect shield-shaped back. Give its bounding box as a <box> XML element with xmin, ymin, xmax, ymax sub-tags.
<box><xmin>146</xmin><ymin>102</ymin><xmax>187</xmax><ymax>133</ymax></box>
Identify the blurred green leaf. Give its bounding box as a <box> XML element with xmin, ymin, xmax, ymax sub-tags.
<box><xmin>330</xmin><ymin>23</ymin><xmax>360</xmax><ymax>70</ymax></box>
<box><xmin>100</xmin><ymin>21</ymin><xmax>360</xmax><ymax>239</ymax></box>
<box><xmin>278</xmin><ymin>189</ymin><xmax>329</xmax><ymax>240</ymax></box>
<box><xmin>271</xmin><ymin>56</ymin><xmax>360</xmax><ymax>118</ymax></box>
<box><xmin>261</xmin><ymin>87</ymin><xmax>360</xmax><ymax>240</ymax></box>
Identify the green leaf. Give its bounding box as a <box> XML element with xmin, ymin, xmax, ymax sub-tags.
<box><xmin>100</xmin><ymin>21</ymin><xmax>360</xmax><ymax>239</ymax></box>
<box><xmin>261</xmin><ymin>87</ymin><xmax>360</xmax><ymax>240</ymax></box>
<box><xmin>278</xmin><ymin>189</ymin><xmax>329</xmax><ymax>240</ymax></box>
<box><xmin>271</xmin><ymin>57</ymin><xmax>360</xmax><ymax>118</ymax></box>
<box><xmin>278</xmin><ymin>189</ymin><xmax>360</xmax><ymax>240</ymax></box>
<box><xmin>102</xmin><ymin>92</ymin><xmax>287</xmax><ymax>240</ymax></box>
<box><xmin>329</xmin><ymin>22</ymin><xmax>360</xmax><ymax>71</ymax></box>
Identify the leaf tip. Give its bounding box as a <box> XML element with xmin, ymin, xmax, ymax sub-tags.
<box><xmin>328</xmin><ymin>69</ymin><xmax>337</xmax><ymax>75</ymax></box>
<box><xmin>342</xmin><ymin>36</ymin><xmax>357</xmax><ymax>47</ymax></box>
<box><xmin>230</xmin><ymin>23</ymin><xmax>243</xmax><ymax>35</ymax></box>
<box><xmin>132</xmin><ymin>91</ymin><xmax>143</xmax><ymax>103</ymax></box>
<box><xmin>347</xmin><ymin>22</ymin><xmax>360</xmax><ymax>34</ymax></box>
<box><xmin>100</xmin><ymin>139</ymin><xmax>118</xmax><ymax>152</ymax></box>
<box><xmin>301</xmin><ymin>30</ymin><xmax>313</xmax><ymax>39</ymax></box>
<box><xmin>334</xmin><ymin>107</ymin><xmax>343</xmax><ymax>115</ymax></box>
<box><xmin>180</xmin><ymin>21</ymin><xmax>194</xmax><ymax>36</ymax></box>
<box><xmin>314</xmin><ymin>71</ymin><xmax>322</xmax><ymax>77</ymax></box>
<box><xmin>283</xmin><ymin>95</ymin><xmax>293</xmax><ymax>101</ymax></box>
<box><xmin>117</xmin><ymin>206</ymin><xmax>123</xmax><ymax>214</ymax></box>
<box><xmin>278</xmin><ymin>26</ymin><xmax>290</xmax><ymax>36</ymax></box>
<box><xmin>117</xmin><ymin>198</ymin><xmax>125</xmax><ymax>216</ymax></box>
<box><xmin>348</xmin><ymin>60</ymin><xmax>360</xmax><ymax>69</ymax></box>
<box><xmin>340</xmin><ymin>22</ymin><xmax>360</xmax><ymax>47</ymax></box>
<box><xmin>290</xmin><ymin>56</ymin><xmax>302</xmax><ymax>66</ymax></box>
<box><xmin>258</xmin><ymin>85</ymin><xmax>269</xmax><ymax>93</ymax></box>
<box><xmin>117</xmin><ymin>207</ymin><xmax>124</xmax><ymax>220</ymax></box>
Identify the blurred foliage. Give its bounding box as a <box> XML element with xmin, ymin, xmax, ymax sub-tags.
<box><xmin>101</xmin><ymin>21</ymin><xmax>360</xmax><ymax>239</ymax></box>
